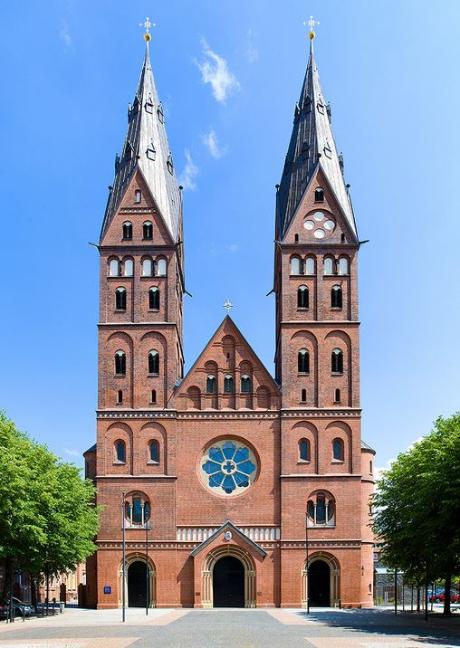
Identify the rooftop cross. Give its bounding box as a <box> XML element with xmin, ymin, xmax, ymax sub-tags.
<box><xmin>140</xmin><ymin>16</ymin><xmax>155</xmax><ymax>42</ymax></box>
<box><xmin>304</xmin><ymin>15</ymin><xmax>319</xmax><ymax>40</ymax></box>
<box><xmin>223</xmin><ymin>299</ymin><xmax>234</xmax><ymax>314</ymax></box>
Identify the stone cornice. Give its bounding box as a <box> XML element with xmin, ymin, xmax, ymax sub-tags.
<box><xmin>280</xmin><ymin>320</ymin><xmax>360</xmax><ymax>326</ymax></box>
<box><xmin>97</xmin><ymin>408</ymin><xmax>361</xmax><ymax>420</ymax></box>
<box><xmin>96</xmin><ymin>474</ymin><xmax>177</xmax><ymax>480</ymax></box>
<box><xmin>281</xmin><ymin>408</ymin><xmax>361</xmax><ymax>418</ymax></box>
<box><xmin>98</xmin><ymin>322</ymin><xmax>176</xmax><ymax>328</ymax></box>
<box><xmin>95</xmin><ymin>539</ymin><xmax>363</xmax><ymax>550</ymax></box>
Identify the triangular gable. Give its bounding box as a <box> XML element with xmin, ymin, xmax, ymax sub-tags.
<box><xmin>190</xmin><ymin>520</ymin><xmax>267</xmax><ymax>558</ymax></box>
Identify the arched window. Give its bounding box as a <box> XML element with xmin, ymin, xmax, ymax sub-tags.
<box><xmin>305</xmin><ymin>257</ymin><xmax>315</xmax><ymax>275</ymax></box>
<box><xmin>115</xmin><ymin>287</ymin><xmax>127</xmax><ymax>311</ymax></box>
<box><xmin>122</xmin><ymin>221</ymin><xmax>132</xmax><ymax>240</ymax></box>
<box><xmin>149</xmin><ymin>440</ymin><xmax>160</xmax><ymax>463</ymax></box>
<box><xmin>290</xmin><ymin>256</ymin><xmax>302</xmax><ymax>275</ymax></box>
<box><xmin>114</xmin><ymin>439</ymin><xmax>126</xmax><ymax>463</ymax></box>
<box><xmin>150</xmin><ymin>389</ymin><xmax>157</xmax><ymax>404</ymax></box>
<box><xmin>224</xmin><ymin>375</ymin><xmax>234</xmax><ymax>393</ymax></box>
<box><xmin>149</xmin><ymin>287</ymin><xmax>160</xmax><ymax>310</ymax></box>
<box><xmin>109</xmin><ymin>259</ymin><xmax>120</xmax><ymax>277</ymax></box>
<box><xmin>297</xmin><ymin>285</ymin><xmax>309</xmax><ymax>309</ymax></box>
<box><xmin>331</xmin><ymin>348</ymin><xmax>343</xmax><ymax>373</ymax></box>
<box><xmin>142</xmin><ymin>258</ymin><xmax>153</xmax><ymax>277</ymax></box>
<box><xmin>307</xmin><ymin>492</ymin><xmax>335</xmax><ymax>526</ymax></box>
<box><xmin>299</xmin><ymin>438</ymin><xmax>310</xmax><ymax>461</ymax></box>
<box><xmin>143</xmin><ymin>221</ymin><xmax>153</xmax><ymax>240</ymax></box>
<box><xmin>114</xmin><ymin>350</ymin><xmax>126</xmax><ymax>375</ymax></box>
<box><xmin>117</xmin><ymin>390</ymin><xmax>123</xmax><ymax>404</ymax></box>
<box><xmin>148</xmin><ymin>350</ymin><xmax>159</xmax><ymax>375</ymax></box>
<box><xmin>298</xmin><ymin>349</ymin><xmax>309</xmax><ymax>374</ymax></box>
<box><xmin>301</xmin><ymin>388</ymin><xmax>307</xmax><ymax>402</ymax></box>
<box><xmin>206</xmin><ymin>375</ymin><xmax>216</xmax><ymax>394</ymax></box>
<box><xmin>332</xmin><ymin>438</ymin><xmax>344</xmax><ymax>461</ymax></box>
<box><xmin>331</xmin><ymin>285</ymin><xmax>342</xmax><ymax>308</ymax></box>
<box><xmin>156</xmin><ymin>258</ymin><xmax>167</xmax><ymax>276</ymax></box>
<box><xmin>334</xmin><ymin>388</ymin><xmax>341</xmax><ymax>403</ymax></box>
<box><xmin>324</xmin><ymin>257</ymin><xmax>335</xmax><ymax>275</ymax></box>
<box><xmin>294</xmin><ymin>233</ymin><xmax>299</xmax><ymax>242</ymax></box>
<box><xmin>314</xmin><ymin>187</ymin><xmax>324</xmax><ymax>202</ymax></box>
<box><xmin>134</xmin><ymin>189</ymin><xmax>142</xmax><ymax>204</ymax></box>
<box><xmin>338</xmin><ymin>257</ymin><xmax>349</xmax><ymax>275</ymax></box>
<box><xmin>124</xmin><ymin>493</ymin><xmax>150</xmax><ymax>527</ymax></box>
<box><xmin>240</xmin><ymin>375</ymin><xmax>251</xmax><ymax>393</ymax></box>
<box><xmin>123</xmin><ymin>258</ymin><xmax>134</xmax><ymax>277</ymax></box>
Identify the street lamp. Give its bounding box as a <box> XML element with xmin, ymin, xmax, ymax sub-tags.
<box><xmin>145</xmin><ymin>520</ymin><xmax>151</xmax><ymax>616</ymax></box>
<box><xmin>305</xmin><ymin>511</ymin><xmax>310</xmax><ymax>614</ymax></box>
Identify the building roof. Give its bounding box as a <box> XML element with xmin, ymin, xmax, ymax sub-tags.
<box><xmin>84</xmin><ymin>443</ymin><xmax>96</xmax><ymax>455</ymax></box>
<box><xmin>361</xmin><ymin>439</ymin><xmax>376</xmax><ymax>454</ymax></box>
<box><xmin>100</xmin><ymin>42</ymin><xmax>181</xmax><ymax>242</ymax></box>
<box><xmin>277</xmin><ymin>40</ymin><xmax>357</xmax><ymax>239</ymax></box>
<box><xmin>190</xmin><ymin>520</ymin><xmax>267</xmax><ymax>558</ymax></box>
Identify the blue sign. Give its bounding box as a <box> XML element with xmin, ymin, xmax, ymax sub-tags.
<box><xmin>103</xmin><ymin>586</ymin><xmax>112</xmax><ymax>594</ymax></box>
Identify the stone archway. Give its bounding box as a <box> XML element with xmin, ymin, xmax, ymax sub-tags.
<box><xmin>119</xmin><ymin>552</ymin><xmax>156</xmax><ymax>608</ymax></box>
<box><xmin>202</xmin><ymin>546</ymin><xmax>256</xmax><ymax>608</ymax></box>
<box><xmin>301</xmin><ymin>552</ymin><xmax>340</xmax><ymax>608</ymax></box>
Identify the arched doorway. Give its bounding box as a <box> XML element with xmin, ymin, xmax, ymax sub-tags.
<box><xmin>128</xmin><ymin>560</ymin><xmax>147</xmax><ymax>607</ymax></box>
<box><xmin>213</xmin><ymin>556</ymin><xmax>245</xmax><ymax>607</ymax></box>
<box><xmin>309</xmin><ymin>559</ymin><xmax>330</xmax><ymax>606</ymax></box>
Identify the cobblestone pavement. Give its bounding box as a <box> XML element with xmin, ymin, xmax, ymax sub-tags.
<box><xmin>0</xmin><ymin>608</ymin><xmax>460</xmax><ymax>648</ymax></box>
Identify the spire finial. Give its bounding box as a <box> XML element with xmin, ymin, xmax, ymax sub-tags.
<box><xmin>140</xmin><ymin>16</ymin><xmax>155</xmax><ymax>42</ymax></box>
<box><xmin>304</xmin><ymin>15</ymin><xmax>319</xmax><ymax>41</ymax></box>
<box><xmin>223</xmin><ymin>299</ymin><xmax>234</xmax><ymax>314</ymax></box>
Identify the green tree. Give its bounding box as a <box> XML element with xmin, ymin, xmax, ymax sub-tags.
<box><xmin>374</xmin><ymin>413</ymin><xmax>460</xmax><ymax>615</ymax></box>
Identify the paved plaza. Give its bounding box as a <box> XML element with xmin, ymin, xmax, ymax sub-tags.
<box><xmin>0</xmin><ymin>607</ymin><xmax>460</xmax><ymax>648</ymax></box>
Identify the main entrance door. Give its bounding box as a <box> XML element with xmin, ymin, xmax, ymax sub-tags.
<box><xmin>128</xmin><ymin>560</ymin><xmax>147</xmax><ymax>607</ymax></box>
<box><xmin>213</xmin><ymin>556</ymin><xmax>245</xmax><ymax>607</ymax></box>
<box><xmin>309</xmin><ymin>560</ymin><xmax>331</xmax><ymax>606</ymax></box>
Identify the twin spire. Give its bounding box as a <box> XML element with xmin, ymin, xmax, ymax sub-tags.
<box><xmin>277</xmin><ymin>36</ymin><xmax>357</xmax><ymax>239</ymax></box>
<box><xmin>101</xmin><ymin>37</ymin><xmax>181</xmax><ymax>243</ymax></box>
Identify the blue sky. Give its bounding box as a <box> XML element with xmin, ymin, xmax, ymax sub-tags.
<box><xmin>1</xmin><ymin>1</ymin><xmax>459</xmax><ymax>470</ymax></box>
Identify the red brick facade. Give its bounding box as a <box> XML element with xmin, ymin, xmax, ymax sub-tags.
<box><xmin>85</xmin><ymin>40</ymin><xmax>375</xmax><ymax>610</ymax></box>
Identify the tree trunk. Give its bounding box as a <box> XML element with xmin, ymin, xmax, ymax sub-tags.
<box><xmin>443</xmin><ymin>574</ymin><xmax>452</xmax><ymax>616</ymax></box>
<box><xmin>416</xmin><ymin>587</ymin><xmax>421</xmax><ymax>612</ymax></box>
<box><xmin>30</xmin><ymin>576</ymin><xmax>37</xmax><ymax>609</ymax></box>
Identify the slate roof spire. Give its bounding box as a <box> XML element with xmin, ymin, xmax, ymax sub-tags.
<box><xmin>277</xmin><ymin>34</ymin><xmax>357</xmax><ymax>239</ymax></box>
<box><xmin>100</xmin><ymin>37</ymin><xmax>181</xmax><ymax>242</ymax></box>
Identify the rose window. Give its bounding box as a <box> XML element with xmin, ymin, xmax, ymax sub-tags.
<box><xmin>303</xmin><ymin>211</ymin><xmax>336</xmax><ymax>239</ymax></box>
<box><xmin>201</xmin><ymin>440</ymin><xmax>257</xmax><ymax>495</ymax></box>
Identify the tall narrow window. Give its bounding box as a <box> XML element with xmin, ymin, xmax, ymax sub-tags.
<box><xmin>331</xmin><ymin>348</ymin><xmax>343</xmax><ymax>373</ymax></box>
<box><xmin>298</xmin><ymin>349</ymin><xmax>310</xmax><ymax>374</ymax></box>
<box><xmin>149</xmin><ymin>440</ymin><xmax>160</xmax><ymax>463</ymax></box>
<box><xmin>134</xmin><ymin>189</ymin><xmax>142</xmax><ymax>203</ymax></box>
<box><xmin>124</xmin><ymin>259</ymin><xmax>134</xmax><ymax>277</ymax></box>
<box><xmin>224</xmin><ymin>375</ymin><xmax>234</xmax><ymax>393</ymax></box>
<box><xmin>150</xmin><ymin>389</ymin><xmax>157</xmax><ymax>404</ymax></box>
<box><xmin>332</xmin><ymin>438</ymin><xmax>344</xmax><ymax>461</ymax></box>
<box><xmin>142</xmin><ymin>258</ymin><xmax>153</xmax><ymax>277</ymax></box>
<box><xmin>206</xmin><ymin>375</ymin><xmax>216</xmax><ymax>394</ymax></box>
<box><xmin>114</xmin><ymin>439</ymin><xmax>126</xmax><ymax>463</ymax></box>
<box><xmin>324</xmin><ymin>257</ymin><xmax>335</xmax><ymax>275</ymax></box>
<box><xmin>290</xmin><ymin>257</ymin><xmax>302</xmax><ymax>275</ymax></box>
<box><xmin>338</xmin><ymin>257</ymin><xmax>349</xmax><ymax>275</ymax></box>
<box><xmin>117</xmin><ymin>390</ymin><xmax>123</xmax><ymax>404</ymax></box>
<box><xmin>149</xmin><ymin>287</ymin><xmax>160</xmax><ymax>310</ymax></box>
<box><xmin>305</xmin><ymin>257</ymin><xmax>315</xmax><ymax>275</ymax></box>
<box><xmin>334</xmin><ymin>388</ymin><xmax>341</xmax><ymax>403</ymax></box>
<box><xmin>143</xmin><ymin>221</ymin><xmax>153</xmax><ymax>240</ymax></box>
<box><xmin>299</xmin><ymin>438</ymin><xmax>310</xmax><ymax>461</ymax></box>
<box><xmin>115</xmin><ymin>350</ymin><xmax>126</xmax><ymax>375</ymax></box>
<box><xmin>148</xmin><ymin>350</ymin><xmax>159</xmax><ymax>375</ymax></box>
<box><xmin>240</xmin><ymin>375</ymin><xmax>251</xmax><ymax>393</ymax></box>
<box><xmin>115</xmin><ymin>287</ymin><xmax>127</xmax><ymax>311</ymax></box>
<box><xmin>297</xmin><ymin>286</ymin><xmax>309</xmax><ymax>308</ymax></box>
<box><xmin>301</xmin><ymin>388</ymin><xmax>307</xmax><ymax>402</ymax></box>
<box><xmin>122</xmin><ymin>221</ymin><xmax>132</xmax><ymax>240</ymax></box>
<box><xmin>314</xmin><ymin>187</ymin><xmax>324</xmax><ymax>202</ymax></box>
<box><xmin>331</xmin><ymin>285</ymin><xmax>342</xmax><ymax>308</ymax></box>
<box><xmin>156</xmin><ymin>258</ymin><xmax>167</xmax><ymax>276</ymax></box>
<box><xmin>109</xmin><ymin>259</ymin><xmax>120</xmax><ymax>277</ymax></box>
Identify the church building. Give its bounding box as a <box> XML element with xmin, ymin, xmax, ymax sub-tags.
<box><xmin>84</xmin><ymin>23</ymin><xmax>375</xmax><ymax>609</ymax></box>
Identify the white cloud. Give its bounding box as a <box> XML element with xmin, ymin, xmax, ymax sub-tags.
<box><xmin>195</xmin><ymin>40</ymin><xmax>240</xmax><ymax>103</ymax></box>
<box><xmin>179</xmin><ymin>150</ymin><xmax>198</xmax><ymax>191</ymax></box>
<box><xmin>227</xmin><ymin>243</ymin><xmax>239</xmax><ymax>253</ymax></box>
<box><xmin>246</xmin><ymin>29</ymin><xmax>259</xmax><ymax>63</ymax></box>
<box><xmin>64</xmin><ymin>448</ymin><xmax>81</xmax><ymax>457</ymax></box>
<box><xmin>59</xmin><ymin>19</ymin><xmax>72</xmax><ymax>47</ymax></box>
<box><xmin>201</xmin><ymin>128</ymin><xmax>226</xmax><ymax>159</ymax></box>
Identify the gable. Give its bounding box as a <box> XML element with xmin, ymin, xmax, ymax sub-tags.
<box><xmin>174</xmin><ymin>316</ymin><xmax>280</xmax><ymax>411</ymax></box>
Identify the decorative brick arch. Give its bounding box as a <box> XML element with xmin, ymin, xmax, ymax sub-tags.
<box><xmin>118</xmin><ymin>552</ymin><xmax>156</xmax><ymax>608</ymax></box>
<box><xmin>301</xmin><ymin>551</ymin><xmax>340</xmax><ymax>608</ymax></box>
<box><xmin>201</xmin><ymin>545</ymin><xmax>256</xmax><ymax>608</ymax></box>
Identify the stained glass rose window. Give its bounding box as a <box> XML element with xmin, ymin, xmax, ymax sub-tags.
<box><xmin>201</xmin><ymin>440</ymin><xmax>257</xmax><ymax>496</ymax></box>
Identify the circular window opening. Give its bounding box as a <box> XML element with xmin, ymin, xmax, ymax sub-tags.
<box><xmin>200</xmin><ymin>440</ymin><xmax>258</xmax><ymax>496</ymax></box>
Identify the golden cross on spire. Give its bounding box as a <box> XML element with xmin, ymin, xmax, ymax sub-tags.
<box><xmin>140</xmin><ymin>16</ymin><xmax>155</xmax><ymax>42</ymax></box>
<box><xmin>304</xmin><ymin>15</ymin><xmax>319</xmax><ymax>40</ymax></box>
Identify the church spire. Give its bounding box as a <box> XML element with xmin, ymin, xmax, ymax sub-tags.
<box><xmin>100</xmin><ymin>25</ymin><xmax>181</xmax><ymax>242</ymax></box>
<box><xmin>277</xmin><ymin>26</ymin><xmax>357</xmax><ymax>239</ymax></box>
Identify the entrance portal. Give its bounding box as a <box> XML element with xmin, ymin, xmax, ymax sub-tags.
<box><xmin>309</xmin><ymin>559</ymin><xmax>331</xmax><ymax>606</ymax></box>
<box><xmin>128</xmin><ymin>560</ymin><xmax>147</xmax><ymax>607</ymax></box>
<box><xmin>213</xmin><ymin>556</ymin><xmax>245</xmax><ymax>607</ymax></box>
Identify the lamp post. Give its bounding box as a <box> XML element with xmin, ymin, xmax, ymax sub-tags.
<box><xmin>121</xmin><ymin>492</ymin><xmax>126</xmax><ymax>623</ymax></box>
<box><xmin>305</xmin><ymin>511</ymin><xmax>310</xmax><ymax>614</ymax></box>
<box><xmin>145</xmin><ymin>520</ymin><xmax>151</xmax><ymax>616</ymax></box>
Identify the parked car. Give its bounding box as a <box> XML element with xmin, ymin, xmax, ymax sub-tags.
<box><xmin>429</xmin><ymin>591</ymin><xmax>459</xmax><ymax>604</ymax></box>
<box><xmin>0</xmin><ymin>598</ymin><xmax>33</xmax><ymax>619</ymax></box>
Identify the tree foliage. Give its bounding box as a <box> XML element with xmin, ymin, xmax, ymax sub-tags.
<box><xmin>373</xmin><ymin>413</ymin><xmax>460</xmax><ymax>614</ymax></box>
<box><xmin>0</xmin><ymin>412</ymin><xmax>98</xmax><ymax>591</ymax></box>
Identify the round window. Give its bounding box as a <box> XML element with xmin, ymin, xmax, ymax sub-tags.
<box><xmin>201</xmin><ymin>440</ymin><xmax>257</xmax><ymax>496</ymax></box>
